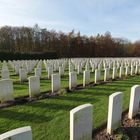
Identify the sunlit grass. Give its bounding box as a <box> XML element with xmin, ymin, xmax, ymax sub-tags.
<box><xmin>0</xmin><ymin>75</ymin><xmax>139</xmax><ymax>140</ymax></box>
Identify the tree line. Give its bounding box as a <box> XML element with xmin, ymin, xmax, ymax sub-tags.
<box><xmin>0</xmin><ymin>24</ymin><xmax>139</xmax><ymax>58</ymax></box>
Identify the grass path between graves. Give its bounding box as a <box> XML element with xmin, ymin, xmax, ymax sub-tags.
<box><xmin>12</xmin><ymin>70</ymin><xmax>105</xmax><ymax>98</ymax></box>
<box><xmin>0</xmin><ymin>75</ymin><xmax>139</xmax><ymax>140</ymax></box>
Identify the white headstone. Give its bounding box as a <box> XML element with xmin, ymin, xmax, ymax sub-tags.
<box><xmin>15</xmin><ymin>65</ymin><xmax>20</xmax><ymax>75</ymax></box>
<box><xmin>83</xmin><ymin>70</ymin><xmax>90</xmax><ymax>87</ymax></box>
<box><xmin>135</xmin><ymin>65</ymin><xmax>139</xmax><ymax>74</ymax></box>
<box><xmin>107</xmin><ymin>92</ymin><xmax>123</xmax><ymax>134</ymax></box>
<box><xmin>70</xmin><ymin>104</ymin><xmax>93</xmax><ymax>140</ymax></box>
<box><xmin>0</xmin><ymin>79</ymin><xmax>14</xmax><ymax>102</ymax></box>
<box><xmin>51</xmin><ymin>74</ymin><xmax>61</xmax><ymax>93</ymax></box>
<box><xmin>48</xmin><ymin>66</ymin><xmax>53</xmax><ymax>79</ymax></box>
<box><xmin>1</xmin><ymin>70</ymin><xmax>9</xmax><ymax>79</ymax></box>
<box><xmin>69</xmin><ymin>64</ymin><xmax>74</xmax><ymax>73</ymax></box>
<box><xmin>104</xmin><ymin>68</ymin><xmax>110</xmax><ymax>81</ymax></box>
<box><xmin>35</xmin><ymin>68</ymin><xmax>42</xmax><ymax>77</ymax></box>
<box><xmin>77</xmin><ymin>64</ymin><xmax>82</xmax><ymax>74</ymax></box>
<box><xmin>128</xmin><ymin>85</ymin><xmax>140</xmax><ymax>119</ymax></box>
<box><xmin>125</xmin><ymin>66</ymin><xmax>129</xmax><ymax>76</ymax></box>
<box><xmin>95</xmin><ymin>69</ymin><xmax>100</xmax><ymax>84</ymax></box>
<box><xmin>19</xmin><ymin>69</ymin><xmax>27</xmax><ymax>82</ymax></box>
<box><xmin>103</xmin><ymin>62</ymin><xmax>107</xmax><ymax>69</ymax></box>
<box><xmin>2</xmin><ymin>62</ymin><xmax>8</xmax><ymax>70</ymax></box>
<box><xmin>69</xmin><ymin>72</ymin><xmax>77</xmax><ymax>90</ymax></box>
<box><xmin>91</xmin><ymin>63</ymin><xmax>95</xmax><ymax>72</ymax></box>
<box><xmin>130</xmin><ymin>65</ymin><xmax>134</xmax><ymax>76</ymax></box>
<box><xmin>109</xmin><ymin>63</ymin><xmax>112</xmax><ymax>69</ymax></box>
<box><xmin>98</xmin><ymin>63</ymin><xmax>101</xmax><ymax>70</ymax></box>
<box><xmin>119</xmin><ymin>66</ymin><xmax>124</xmax><ymax>78</ymax></box>
<box><xmin>28</xmin><ymin>76</ymin><xmax>40</xmax><ymax>97</ymax></box>
<box><xmin>85</xmin><ymin>63</ymin><xmax>90</xmax><ymax>71</ymax></box>
<box><xmin>112</xmin><ymin>67</ymin><xmax>117</xmax><ymax>79</ymax></box>
<box><xmin>0</xmin><ymin>126</ymin><xmax>32</xmax><ymax>140</ymax></box>
<box><xmin>59</xmin><ymin>66</ymin><xmax>64</xmax><ymax>76</ymax></box>
<box><xmin>27</xmin><ymin>65</ymin><xmax>32</xmax><ymax>73</ymax></box>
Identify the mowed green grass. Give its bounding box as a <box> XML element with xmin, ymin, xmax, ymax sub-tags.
<box><xmin>0</xmin><ymin>75</ymin><xmax>139</xmax><ymax>140</ymax></box>
<box><xmin>12</xmin><ymin>70</ymin><xmax>106</xmax><ymax>98</ymax></box>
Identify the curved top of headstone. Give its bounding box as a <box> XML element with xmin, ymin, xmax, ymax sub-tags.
<box><xmin>132</xmin><ymin>85</ymin><xmax>140</xmax><ymax>89</ymax></box>
<box><xmin>70</xmin><ymin>104</ymin><xmax>93</xmax><ymax>114</ymax></box>
<box><xmin>0</xmin><ymin>126</ymin><xmax>31</xmax><ymax>139</ymax></box>
<box><xmin>0</xmin><ymin>79</ymin><xmax>12</xmax><ymax>82</ymax></box>
<box><xmin>28</xmin><ymin>76</ymin><xmax>40</xmax><ymax>80</ymax></box>
<box><xmin>109</xmin><ymin>92</ymin><xmax>123</xmax><ymax>99</ymax></box>
<box><xmin>131</xmin><ymin>85</ymin><xmax>140</xmax><ymax>94</ymax></box>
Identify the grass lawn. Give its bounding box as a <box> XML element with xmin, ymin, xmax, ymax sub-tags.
<box><xmin>0</xmin><ymin>75</ymin><xmax>139</xmax><ymax>140</ymax></box>
<box><xmin>12</xmin><ymin>70</ymin><xmax>104</xmax><ymax>98</ymax></box>
<box><xmin>0</xmin><ymin>62</ymin><xmax>112</xmax><ymax>98</ymax></box>
<box><xmin>10</xmin><ymin>67</ymin><xmax>107</xmax><ymax>98</ymax></box>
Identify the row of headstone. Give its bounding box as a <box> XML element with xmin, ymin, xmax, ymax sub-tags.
<box><xmin>70</xmin><ymin>85</ymin><xmax>140</xmax><ymax>139</ymax></box>
<box><xmin>2</xmin><ymin>58</ymin><xmax>140</xmax><ymax>72</ymax></box>
<box><xmin>70</xmin><ymin>58</ymin><xmax>140</xmax><ymax>72</ymax></box>
<box><xmin>9</xmin><ymin>60</ymin><xmax>38</xmax><ymax>75</ymax></box>
<box><xmin>28</xmin><ymin>73</ymin><xmax>62</xmax><ymax>97</ymax></box>
<box><xmin>0</xmin><ymin>73</ymin><xmax>61</xmax><ymax>102</ymax></box>
<box><xmin>1</xmin><ymin>65</ymin><xmax>138</xmax><ymax>83</ymax></box>
<box><xmin>44</xmin><ymin>59</ymin><xmax>67</xmax><ymax>73</ymax></box>
<box><xmin>1</xmin><ymin>64</ymin><xmax>140</xmax><ymax>102</ymax></box>
<box><xmin>1</xmin><ymin>58</ymin><xmax>140</xmax><ymax>80</ymax></box>
<box><xmin>69</xmin><ymin>64</ymin><xmax>140</xmax><ymax>88</ymax></box>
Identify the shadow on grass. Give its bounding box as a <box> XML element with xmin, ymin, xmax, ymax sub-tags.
<box><xmin>0</xmin><ymin>109</ymin><xmax>52</xmax><ymax>123</ymax></box>
<box><xmin>77</xmin><ymin>90</ymin><xmax>113</xmax><ymax>96</ymax></box>
<box><xmin>26</xmin><ymin>101</ymin><xmax>78</xmax><ymax>111</ymax></box>
<box><xmin>71</xmin><ymin>88</ymin><xmax>118</xmax><ymax>96</ymax></box>
<box><xmin>91</xmin><ymin>86</ymin><xmax>127</xmax><ymax>93</ymax></box>
<box><xmin>52</xmin><ymin>94</ymin><xmax>100</xmax><ymax>103</ymax></box>
<box><xmin>108</xmin><ymin>83</ymin><xmax>134</xmax><ymax>89</ymax></box>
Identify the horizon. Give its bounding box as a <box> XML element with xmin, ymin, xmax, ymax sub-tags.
<box><xmin>0</xmin><ymin>0</ymin><xmax>140</xmax><ymax>42</ymax></box>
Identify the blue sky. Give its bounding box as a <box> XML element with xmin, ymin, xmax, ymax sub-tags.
<box><xmin>0</xmin><ymin>0</ymin><xmax>140</xmax><ymax>42</ymax></box>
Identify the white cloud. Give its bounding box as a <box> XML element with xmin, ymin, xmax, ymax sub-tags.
<box><xmin>0</xmin><ymin>0</ymin><xmax>140</xmax><ymax>41</ymax></box>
